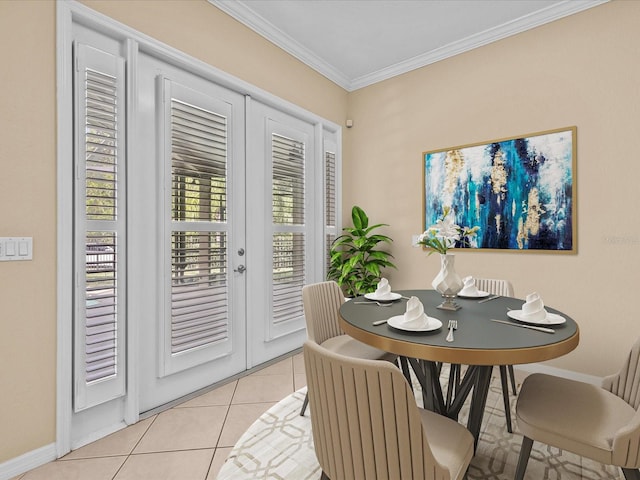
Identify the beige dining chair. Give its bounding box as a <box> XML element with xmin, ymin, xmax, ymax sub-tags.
<box><xmin>473</xmin><ymin>277</ymin><xmax>517</xmax><ymax>433</ymax></box>
<box><xmin>515</xmin><ymin>337</ymin><xmax>640</xmax><ymax>480</ymax></box>
<box><xmin>304</xmin><ymin>340</ymin><xmax>474</xmax><ymax>480</ymax></box>
<box><xmin>299</xmin><ymin>281</ymin><xmax>397</xmax><ymax>416</ymax></box>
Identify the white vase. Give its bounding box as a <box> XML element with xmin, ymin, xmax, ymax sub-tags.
<box><xmin>432</xmin><ymin>253</ymin><xmax>464</xmax><ymax>310</ymax></box>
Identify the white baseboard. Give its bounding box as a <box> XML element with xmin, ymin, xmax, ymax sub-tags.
<box><xmin>513</xmin><ymin>363</ymin><xmax>602</xmax><ymax>386</ymax></box>
<box><xmin>0</xmin><ymin>443</ymin><xmax>56</xmax><ymax>480</ymax></box>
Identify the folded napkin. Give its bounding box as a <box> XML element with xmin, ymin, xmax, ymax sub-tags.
<box><xmin>374</xmin><ymin>278</ymin><xmax>392</xmax><ymax>298</ymax></box>
<box><xmin>458</xmin><ymin>276</ymin><xmax>480</xmax><ymax>296</ymax></box>
<box><xmin>521</xmin><ymin>292</ymin><xmax>547</xmax><ymax>321</ymax></box>
<box><xmin>400</xmin><ymin>296</ymin><xmax>430</xmax><ymax>328</ymax></box>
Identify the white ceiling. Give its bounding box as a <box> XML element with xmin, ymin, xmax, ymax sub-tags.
<box><xmin>211</xmin><ymin>0</ymin><xmax>607</xmax><ymax>91</ymax></box>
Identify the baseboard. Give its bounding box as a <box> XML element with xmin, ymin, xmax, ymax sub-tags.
<box><xmin>513</xmin><ymin>363</ymin><xmax>603</xmax><ymax>386</ymax></box>
<box><xmin>0</xmin><ymin>443</ymin><xmax>56</xmax><ymax>480</ymax></box>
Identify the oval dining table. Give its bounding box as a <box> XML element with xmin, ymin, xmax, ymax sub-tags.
<box><xmin>338</xmin><ymin>289</ymin><xmax>579</xmax><ymax>449</ymax></box>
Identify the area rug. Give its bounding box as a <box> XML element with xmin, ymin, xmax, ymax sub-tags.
<box><xmin>217</xmin><ymin>369</ymin><xmax>623</xmax><ymax>479</ymax></box>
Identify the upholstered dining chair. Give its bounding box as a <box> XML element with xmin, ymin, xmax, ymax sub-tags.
<box><xmin>474</xmin><ymin>277</ymin><xmax>517</xmax><ymax>433</ymax></box>
<box><xmin>304</xmin><ymin>340</ymin><xmax>474</xmax><ymax>480</ymax></box>
<box><xmin>515</xmin><ymin>337</ymin><xmax>640</xmax><ymax>480</ymax></box>
<box><xmin>299</xmin><ymin>281</ymin><xmax>397</xmax><ymax>416</ymax></box>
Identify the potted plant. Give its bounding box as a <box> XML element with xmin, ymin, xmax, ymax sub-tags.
<box><xmin>327</xmin><ymin>205</ymin><xmax>396</xmax><ymax>297</ymax></box>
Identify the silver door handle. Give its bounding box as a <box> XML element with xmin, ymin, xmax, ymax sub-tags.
<box><xmin>234</xmin><ymin>264</ymin><xmax>246</xmax><ymax>274</ymax></box>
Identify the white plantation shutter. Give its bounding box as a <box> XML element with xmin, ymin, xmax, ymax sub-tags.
<box><xmin>272</xmin><ymin>133</ymin><xmax>305</xmax><ymax>325</ymax></box>
<box><xmin>73</xmin><ymin>43</ymin><xmax>126</xmax><ymax>411</ymax></box>
<box><xmin>161</xmin><ymin>80</ymin><xmax>233</xmax><ymax>375</ymax></box>
<box><xmin>324</xmin><ymin>144</ymin><xmax>338</xmax><ymax>276</ymax></box>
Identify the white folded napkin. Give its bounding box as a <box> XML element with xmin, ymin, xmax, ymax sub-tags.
<box><xmin>458</xmin><ymin>276</ymin><xmax>480</xmax><ymax>296</ymax></box>
<box><xmin>400</xmin><ymin>296</ymin><xmax>430</xmax><ymax>328</ymax></box>
<box><xmin>521</xmin><ymin>292</ymin><xmax>547</xmax><ymax>321</ymax></box>
<box><xmin>374</xmin><ymin>278</ymin><xmax>392</xmax><ymax>298</ymax></box>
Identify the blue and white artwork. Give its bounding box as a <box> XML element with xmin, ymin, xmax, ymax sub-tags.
<box><xmin>424</xmin><ymin>127</ymin><xmax>576</xmax><ymax>251</ymax></box>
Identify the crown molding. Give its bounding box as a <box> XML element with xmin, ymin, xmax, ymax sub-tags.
<box><xmin>350</xmin><ymin>0</ymin><xmax>609</xmax><ymax>90</ymax></box>
<box><xmin>210</xmin><ymin>0</ymin><xmax>351</xmax><ymax>89</ymax></box>
<box><xmin>210</xmin><ymin>0</ymin><xmax>609</xmax><ymax>92</ymax></box>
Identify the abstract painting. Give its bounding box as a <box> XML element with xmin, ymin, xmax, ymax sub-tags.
<box><xmin>423</xmin><ymin>127</ymin><xmax>576</xmax><ymax>252</ymax></box>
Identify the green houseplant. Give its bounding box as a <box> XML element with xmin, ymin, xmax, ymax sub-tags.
<box><xmin>327</xmin><ymin>205</ymin><xmax>396</xmax><ymax>297</ymax></box>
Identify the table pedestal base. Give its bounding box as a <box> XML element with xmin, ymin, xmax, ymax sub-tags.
<box><xmin>402</xmin><ymin>357</ymin><xmax>492</xmax><ymax>451</ymax></box>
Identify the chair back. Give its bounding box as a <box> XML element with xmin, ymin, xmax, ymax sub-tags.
<box><xmin>474</xmin><ymin>278</ymin><xmax>514</xmax><ymax>297</ymax></box>
<box><xmin>303</xmin><ymin>340</ymin><xmax>447</xmax><ymax>480</ymax></box>
<box><xmin>601</xmin><ymin>337</ymin><xmax>640</xmax><ymax>467</ymax></box>
<box><xmin>302</xmin><ymin>281</ymin><xmax>345</xmax><ymax>345</ymax></box>
<box><xmin>603</xmin><ymin>337</ymin><xmax>640</xmax><ymax>409</ymax></box>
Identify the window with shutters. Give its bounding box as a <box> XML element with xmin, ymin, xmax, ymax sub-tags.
<box><xmin>73</xmin><ymin>43</ymin><xmax>126</xmax><ymax>411</ymax></box>
<box><xmin>161</xmin><ymin>81</ymin><xmax>233</xmax><ymax>375</ymax></box>
<box><xmin>272</xmin><ymin>134</ymin><xmax>305</xmax><ymax>325</ymax></box>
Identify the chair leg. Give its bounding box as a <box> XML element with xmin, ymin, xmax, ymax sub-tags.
<box><xmin>499</xmin><ymin>365</ymin><xmax>513</xmax><ymax>433</ymax></box>
<box><xmin>300</xmin><ymin>392</ymin><xmax>309</xmax><ymax>416</ymax></box>
<box><xmin>622</xmin><ymin>468</ymin><xmax>640</xmax><ymax>480</ymax></box>
<box><xmin>508</xmin><ymin>364</ymin><xmax>517</xmax><ymax>395</ymax></box>
<box><xmin>515</xmin><ymin>436</ymin><xmax>533</xmax><ymax>480</ymax></box>
<box><xmin>399</xmin><ymin>356</ymin><xmax>413</xmax><ymax>392</ymax></box>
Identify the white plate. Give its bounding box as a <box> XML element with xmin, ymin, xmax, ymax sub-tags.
<box><xmin>507</xmin><ymin>310</ymin><xmax>566</xmax><ymax>325</ymax></box>
<box><xmin>364</xmin><ymin>292</ymin><xmax>402</xmax><ymax>302</ymax></box>
<box><xmin>457</xmin><ymin>290</ymin><xmax>490</xmax><ymax>299</ymax></box>
<box><xmin>386</xmin><ymin>315</ymin><xmax>442</xmax><ymax>332</ymax></box>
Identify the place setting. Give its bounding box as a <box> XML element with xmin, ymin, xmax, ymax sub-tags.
<box><xmin>457</xmin><ymin>276</ymin><xmax>491</xmax><ymax>299</ymax></box>
<box><xmin>491</xmin><ymin>292</ymin><xmax>566</xmax><ymax>334</ymax></box>
<box><xmin>353</xmin><ymin>278</ymin><xmax>406</xmax><ymax>306</ymax></box>
<box><xmin>380</xmin><ymin>295</ymin><xmax>443</xmax><ymax>333</ymax></box>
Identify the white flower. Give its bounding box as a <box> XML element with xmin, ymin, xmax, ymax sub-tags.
<box><xmin>430</xmin><ymin>215</ymin><xmax>461</xmax><ymax>241</ymax></box>
<box><xmin>417</xmin><ymin>207</ymin><xmax>479</xmax><ymax>255</ymax></box>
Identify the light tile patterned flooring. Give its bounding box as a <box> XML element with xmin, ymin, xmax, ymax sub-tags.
<box><xmin>12</xmin><ymin>353</ymin><xmax>307</xmax><ymax>480</ymax></box>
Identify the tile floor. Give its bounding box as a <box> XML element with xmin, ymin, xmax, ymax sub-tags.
<box><xmin>12</xmin><ymin>352</ymin><xmax>307</xmax><ymax>480</ymax></box>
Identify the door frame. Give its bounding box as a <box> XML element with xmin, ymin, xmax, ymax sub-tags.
<box><xmin>57</xmin><ymin>0</ymin><xmax>341</xmax><ymax>457</ymax></box>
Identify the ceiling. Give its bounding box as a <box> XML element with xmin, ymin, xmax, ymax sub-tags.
<box><xmin>211</xmin><ymin>0</ymin><xmax>606</xmax><ymax>91</ymax></box>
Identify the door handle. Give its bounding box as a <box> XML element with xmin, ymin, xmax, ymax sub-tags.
<box><xmin>234</xmin><ymin>264</ymin><xmax>246</xmax><ymax>274</ymax></box>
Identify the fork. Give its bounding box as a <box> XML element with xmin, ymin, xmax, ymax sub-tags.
<box><xmin>446</xmin><ymin>319</ymin><xmax>457</xmax><ymax>342</ymax></box>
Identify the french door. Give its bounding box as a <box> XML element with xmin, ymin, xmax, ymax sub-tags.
<box><xmin>135</xmin><ymin>56</ymin><xmax>317</xmax><ymax>410</ymax></box>
<box><xmin>135</xmin><ymin>53</ymin><xmax>248</xmax><ymax>412</ymax></box>
<box><xmin>245</xmin><ymin>101</ymin><xmax>317</xmax><ymax>367</ymax></box>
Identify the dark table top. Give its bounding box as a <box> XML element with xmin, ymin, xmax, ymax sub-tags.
<box><xmin>339</xmin><ymin>289</ymin><xmax>580</xmax><ymax>365</ymax></box>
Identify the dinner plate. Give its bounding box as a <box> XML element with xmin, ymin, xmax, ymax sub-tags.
<box><xmin>364</xmin><ymin>292</ymin><xmax>402</xmax><ymax>302</ymax></box>
<box><xmin>386</xmin><ymin>315</ymin><xmax>442</xmax><ymax>332</ymax></box>
<box><xmin>507</xmin><ymin>309</ymin><xmax>566</xmax><ymax>325</ymax></box>
<box><xmin>457</xmin><ymin>290</ymin><xmax>490</xmax><ymax>299</ymax></box>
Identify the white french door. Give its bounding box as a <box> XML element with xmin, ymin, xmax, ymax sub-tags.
<box><xmin>135</xmin><ymin>53</ymin><xmax>247</xmax><ymax>412</ymax></box>
<box><xmin>246</xmin><ymin>101</ymin><xmax>317</xmax><ymax>367</ymax></box>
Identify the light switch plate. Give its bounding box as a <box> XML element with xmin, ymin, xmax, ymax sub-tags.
<box><xmin>0</xmin><ymin>237</ymin><xmax>32</xmax><ymax>261</ymax></box>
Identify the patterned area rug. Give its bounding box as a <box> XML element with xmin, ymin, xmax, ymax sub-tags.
<box><xmin>218</xmin><ymin>369</ymin><xmax>623</xmax><ymax>479</ymax></box>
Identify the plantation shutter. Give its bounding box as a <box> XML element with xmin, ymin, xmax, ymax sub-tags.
<box><xmin>73</xmin><ymin>43</ymin><xmax>126</xmax><ymax>411</ymax></box>
<box><xmin>161</xmin><ymin>79</ymin><xmax>233</xmax><ymax>376</ymax></box>
<box><xmin>324</xmin><ymin>143</ymin><xmax>338</xmax><ymax>277</ymax></box>
<box><xmin>272</xmin><ymin>133</ymin><xmax>306</xmax><ymax>325</ymax></box>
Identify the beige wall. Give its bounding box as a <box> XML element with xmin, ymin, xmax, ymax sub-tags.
<box><xmin>0</xmin><ymin>0</ymin><xmax>346</xmax><ymax>465</ymax></box>
<box><xmin>345</xmin><ymin>1</ymin><xmax>639</xmax><ymax>376</ymax></box>
<box><xmin>0</xmin><ymin>0</ymin><xmax>57</xmax><ymax>464</ymax></box>
<box><xmin>1</xmin><ymin>0</ymin><xmax>637</xmax><ymax>468</ymax></box>
<box><xmin>82</xmin><ymin>0</ymin><xmax>348</xmax><ymax>126</ymax></box>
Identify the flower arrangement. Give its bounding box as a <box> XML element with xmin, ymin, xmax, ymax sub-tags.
<box><xmin>417</xmin><ymin>206</ymin><xmax>479</xmax><ymax>255</ymax></box>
